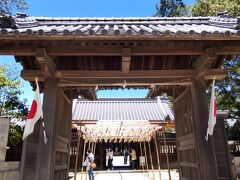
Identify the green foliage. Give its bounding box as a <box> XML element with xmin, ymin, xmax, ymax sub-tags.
<box><xmin>0</xmin><ymin>0</ymin><xmax>28</xmax><ymax>15</ymax></box>
<box><xmin>191</xmin><ymin>0</ymin><xmax>240</xmax><ymax>17</ymax></box>
<box><xmin>8</xmin><ymin>124</ymin><xmax>23</xmax><ymax>146</ymax></box>
<box><xmin>228</xmin><ymin>120</ymin><xmax>240</xmax><ymax>140</ymax></box>
<box><xmin>0</xmin><ymin>65</ymin><xmax>28</xmax><ymax>117</ymax></box>
<box><xmin>0</xmin><ymin>65</ymin><xmax>28</xmax><ymax>146</ymax></box>
<box><xmin>155</xmin><ymin>0</ymin><xmax>188</xmax><ymax>17</ymax></box>
<box><xmin>215</xmin><ymin>57</ymin><xmax>240</xmax><ymax>121</ymax></box>
<box><xmin>165</xmin><ymin>127</ymin><xmax>174</xmax><ymax>133</ymax></box>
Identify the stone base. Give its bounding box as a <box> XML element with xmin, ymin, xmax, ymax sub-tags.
<box><xmin>0</xmin><ymin>161</ymin><xmax>19</xmax><ymax>180</ymax></box>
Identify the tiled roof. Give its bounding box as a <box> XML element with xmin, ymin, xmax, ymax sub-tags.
<box><xmin>72</xmin><ymin>97</ymin><xmax>174</xmax><ymax>121</ymax></box>
<box><xmin>0</xmin><ymin>13</ymin><xmax>239</xmax><ymax>37</ymax></box>
<box><xmin>10</xmin><ymin>118</ymin><xmax>26</xmax><ymax>127</ymax></box>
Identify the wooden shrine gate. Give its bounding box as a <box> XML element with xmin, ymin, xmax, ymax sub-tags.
<box><xmin>1</xmin><ymin>13</ymin><xmax>239</xmax><ymax>180</ymax></box>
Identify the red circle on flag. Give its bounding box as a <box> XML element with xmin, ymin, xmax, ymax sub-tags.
<box><xmin>27</xmin><ymin>100</ymin><xmax>37</xmax><ymax>119</ymax></box>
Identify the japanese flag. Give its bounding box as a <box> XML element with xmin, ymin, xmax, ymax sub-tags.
<box><xmin>22</xmin><ymin>79</ymin><xmax>43</xmax><ymax>140</ymax></box>
<box><xmin>205</xmin><ymin>78</ymin><xmax>217</xmax><ymax>141</ymax></box>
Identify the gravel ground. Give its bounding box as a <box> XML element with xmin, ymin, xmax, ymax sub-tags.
<box><xmin>69</xmin><ymin>169</ymin><xmax>179</xmax><ymax>180</ymax></box>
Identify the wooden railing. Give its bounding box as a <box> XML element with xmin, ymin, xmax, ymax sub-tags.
<box><xmin>159</xmin><ymin>142</ymin><xmax>177</xmax><ymax>154</ymax></box>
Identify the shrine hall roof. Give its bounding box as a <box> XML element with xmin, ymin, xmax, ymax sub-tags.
<box><xmin>0</xmin><ymin>13</ymin><xmax>240</xmax><ymax>38</ymax></box>
<box><xmin>72</xmin><ymin>97</ymin><xmax>174</xmax><ymax>121</ymax></box>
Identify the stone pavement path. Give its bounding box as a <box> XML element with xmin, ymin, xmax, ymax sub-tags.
<box><xmin>69</xmin><ymin>170</ymin><xmax>179</xmax><ymax>180</ymax></box>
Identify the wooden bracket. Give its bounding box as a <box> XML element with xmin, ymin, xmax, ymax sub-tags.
<box><xmin>193</xmin><ymin>48</ymin><xmax>218</xmax><ymax>78</ymax></box>
<box><xmin>122</xmin><ymin>48</ymin><xmax>131</xmax><ymax>74</ymax></box>
<box><xmin>35</xmin><ymin>48</ymin><xmax>56</xmax><ymax>78</ymax></box>
<box><xmin>60</xmin><ymin>89</ymin><xmax>71</xmax><ymax>104</ymax></box>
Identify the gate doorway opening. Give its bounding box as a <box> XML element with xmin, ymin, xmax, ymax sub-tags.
<box><xmin>69</xmin><ymin>97</ymin><xmax>176</xmax><ymax>180</ymax></box>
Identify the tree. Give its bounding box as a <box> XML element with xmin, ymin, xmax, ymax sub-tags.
<box><xmin>191</xmin><ymin>0</ymin><xmax>240</xmax><ymax>17</ymax></box>
<box><xmin>8</xmin><ymin>124</ymin><xmax>23</xmax><ymax>146</ymax></box>
<box><xmin>155</xmin><ymin>0</ymin><xmax>188</xmax><ymax>17</ymax></box>
<box><xmin>0</xmin><ymin>65</ymin><xmax>28</xmax><ymax>146</ymax></box>
<box><xmin>0</xmin><ymin>0</ymin><xmax>28</xmax><ymax>15</ymax></box>
<box><xmin>215</xmin><ymin>57</ymin><xmax>240</xmax><ymax>121</ymax></box>
<box><xmin>0</xmin><ymin>65</ymin><xmax>28</xmax><ymax>117</ymax></box>
<box><xmin>228</xmin><ymin>120</ymin><xmax>240</xmax><ymax>140</ymax></box>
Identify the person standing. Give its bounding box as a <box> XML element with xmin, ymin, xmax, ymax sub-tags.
<box><xmin>128</xmin><ymin>148</ymin><xmax>137</xmax><ymax>170</ymax></box>
<box><xmin>83</xmin><ymin>149</ymin><xmax>95</xmax><ymax>180</ymax></box>
<box><xmin>123</xmin><ymin>147</ymin><xmax>128</xmax><ymax>165</ymax></box>
<box><xmin>108</xmin><ymin>148</ymin><xmax>114</xmax><ymax>170</ymax></box>
<box><xmin>106</xmin><ymin>148</ymin><xmax>110</xmax><ymax>169</ymax></box>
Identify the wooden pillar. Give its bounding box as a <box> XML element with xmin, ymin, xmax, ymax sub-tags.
<box><xmin>81</xmin><ymin>140</ymin><xmax>87</xmax><ymax>180</ymax></box>
<box><xmin>148</xmin><ymin>140</ymin><xmax>155</xmax><ymax>180</ymax></box>
<box><xmin>139</xmin><ymin>142</ymin><xmax>143</xmax><ymax>170</ymax></box>
<box><xmin>34</xmin><ymin>79</ymin><xmax>72</xmax><ymax>180</ymax></box>
<box><xmin>154</xmin><ymin>134</ymin><xmax>162</xmax><ymax>180</ymax></box>
<box><xmin>163</xmin><ymin>128</ymin><xmax>171</xmax><ymax>180</ymax></box>
<box><xmin>74</xmin><ymin>126</ymin><xmax>82</xmax><ymax>180</ymax></box>
<box><xmin>35</xmin><ymin>79</ymin><xmax>59</xmax><ymax>180</ymax></box>
<box><xmin>143</xmin><ymin>141</ymin><xmax>149</xmax><ymax>174</ymax></box>
<box><xmin>91</xmin><ymin>142</ymin><xmax>94</xmax><ymax>152</ymax></box>
<box><xmin>191</xmin><ymin>78</ymin><xmax>219</xmax><ymax>180</ymax></box>
<box><xmin>93</xmin><ymin>142</ymin><xmax>97</xmax><ymax>155</ymax></box>
<box><xmin>88</xmin><ymin>140</ymin><xmax>91</xmax><ymax>150</ymax></box>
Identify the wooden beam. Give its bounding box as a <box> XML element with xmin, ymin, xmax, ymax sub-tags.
<box><xmin>122</xmin><ymin>48</ymin><xmax>131</xmax><ymax>73</ymax></box>
<box><xmin>56</xmin><ymin>70</ymin><xmax>196</xmax><ymax>79</ymax></box>
<box><xmin>20</xmin><ymin>70</ymin><xmax>45</xmax><ymax>81</ymax></box>
<box><xmin>0</xmin><ymin>44</ymin><xmax>239</xmax><ymax>56</ymax></box>
<box><xmin>60</xmin><ymin>89</ymin><xmax>71</xmax><ymax>104</ymax></box>
<box><xmin>21</xmin><ymin>69</ymin><xmax>227</xmax><ymax>82</ymax></box>
<box><xmin>35</xmin><ymin>48</ymin><xmax>56</xmax><ymax>78</ymax></box>
<box><xmin>58</xmin><ymin>79</ymin><xmax>192</xmax><ymax>87</ymax></box>
<box><xmin>203</xmin><ymin>69</ymin><xmax>228</xmax><ymax>80</ymax></box>
<box><xmin>1</xmin><ymin>45</ymin><xmax>204</xmax><ymax>56</ymax></box>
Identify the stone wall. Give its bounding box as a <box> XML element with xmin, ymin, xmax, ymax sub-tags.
<box><xmin>0</xmin><ymin>161</ymin><xmax>20</xmax><ymax>180</ymax></box>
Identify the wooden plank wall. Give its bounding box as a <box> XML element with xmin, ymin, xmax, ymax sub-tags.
<box><xmin>174</xmin><ymin>88</ymin><xmax>200</xmax><ymax>180</ymax></box>
<box><xmin>20</xmin><ymin>122</ymin><xmax>40</xmax><ymax>180</ymax></box>
<box><xmin>54</xmin><ymin>89</ymin><xmax>72</xmax><ymax>180</ymax></box>
<box><xmin>213</xmin><ymin>115</ymin><xmax>233</xmax><ymax>180</ymax></box>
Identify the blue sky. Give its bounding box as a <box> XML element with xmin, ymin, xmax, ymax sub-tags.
<box><xmin>0</xmin><ymin>0</ymin><xmax>196</xmax><ymax>106</ymax></box>
<box><xmin>26</xmin><ymin>0</ymin><xmax>195</xmax><ymax>17</ymax></box>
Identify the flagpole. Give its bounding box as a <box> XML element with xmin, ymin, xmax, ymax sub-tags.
<box><xmin>35</xmin><ymin>77</ymin><xmax>48</xmax><ymax>144</ymax></box>
<box><xmin>41</xmin><ymin>118</ymin><xmax>48</xmax><ymax>144</ymax></box>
